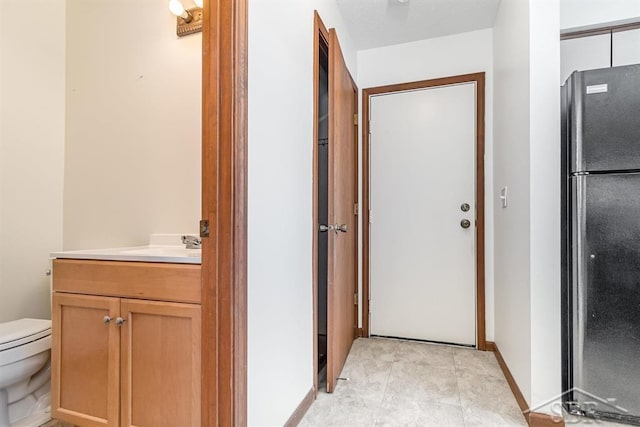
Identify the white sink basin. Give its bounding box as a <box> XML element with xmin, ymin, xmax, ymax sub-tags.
<box><xmin>120</xmin><ymin>247</ymin><xmax>201</xmax><ymax>258</ymax></box>
<box><xmin>51</xmin><ymin>244</ymin><xmax>201</xmax><ymax>264</ymax></box>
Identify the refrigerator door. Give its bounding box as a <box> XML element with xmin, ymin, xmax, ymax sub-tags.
<box><xmin>571</xmin><ymin>173</ymin><xmax>640</xmax><ymax>419</ymax></box>
<box><xmin>570</xmin><ymin>64</ymin><xmax>640</xmax><ymax>173</ymax></box>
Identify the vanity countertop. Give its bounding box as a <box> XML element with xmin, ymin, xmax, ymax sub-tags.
<box><xmin>50</xmin><ymin>235</ymin><xmax>201</xmax><ymax>265</ymax></box>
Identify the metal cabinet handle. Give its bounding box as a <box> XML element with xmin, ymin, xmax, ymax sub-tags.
<box><xmin>319</xmin><ymin>224</ymin><xmax>334</xmax><ymax>232</ymax></box>
<box><xmin>115</xmin><ymin>317</ymin><xmax>127</xmax><ymax>326</ymax></box>
<box><xmin>103</xmin><ymin>316</ymin><xmax>112</xmax><ymax>324</ymax></box>
<box><xmin>336</xmin><ymin>224</ymin><xmax>348</xmax><ymax>233</ymax></box>
<box><xmin>460</xmin><ymin>219</ymin><xmax>471</xmax><ymax>229</ymax></box>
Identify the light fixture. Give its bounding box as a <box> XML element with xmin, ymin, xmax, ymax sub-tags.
<box><xmin>168</xmin><ymin>0</ymin><xmax>203</xmax><ymax>37</ymax></box>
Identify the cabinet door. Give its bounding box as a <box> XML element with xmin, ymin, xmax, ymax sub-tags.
<box><xmin>120</xmin><ymin>299</ymin><xmax>201</xmax><ymax>427</ymax></box>
<box><xmin>51</xmin><ymin>293</ymin><xmax>120</xmax><ymax>427</ymax></box>
<box><xmin>561</xmin><ymin>34</ymin><xmax>611</xmax><ymax>84</ymax></box>
<box><xmin>613</xmin><ymin>29</ymin><xmax>640</xmax><ymax>67</ymax></box>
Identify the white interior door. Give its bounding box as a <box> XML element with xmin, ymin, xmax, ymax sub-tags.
<box><xmin>369</xmin><ymin>83</ymin><xmax>477</xmax><ymax>346</ymax></box>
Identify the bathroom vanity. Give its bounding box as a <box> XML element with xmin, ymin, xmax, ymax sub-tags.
<box><xmin>49</xmin><ymin>243</ymin><xmax>201</xmax><ymax>427</ymax></box>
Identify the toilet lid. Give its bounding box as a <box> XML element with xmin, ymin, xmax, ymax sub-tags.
<box><xmin>0</xmin><ymin>318</ymin><xmax>52</xmax><ymax>352</ymax></box>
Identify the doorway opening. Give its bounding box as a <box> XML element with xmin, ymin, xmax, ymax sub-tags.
<box><xmin>362</xmin><ymin>73</ymin><xmax>487</xmax><ymax>351</ymax></box>
<box><xmin>313</xmin><ymin>12</ymin><xmax>359</xmax><ymax>394</ymax></box>
<box><xmin>316</xmin><ymin>20</ymin><xmax>330</xmax><ymax>379</ymax></box>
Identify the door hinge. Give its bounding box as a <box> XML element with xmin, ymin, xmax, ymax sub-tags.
<box><xmin>199</xmin><ymin>219</ymin><xmax>210</xmax><ymax>238</ymax></box>
<box><xmin>354</xmin><ymin>293</ymin><xmax>358</xmax><ymax>305</ymax></box>
<box><xmin>353</xmin><ymin>113</ymin><xmax>358</xmax><ymax>126</ymax></box>
<box><xmin>354</xmin><ymin>203</ymin><xmax>359</xmax><ymax>216</ymax></box>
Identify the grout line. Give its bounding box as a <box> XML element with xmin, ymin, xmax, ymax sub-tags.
<box><xmin>371</xmin><ymin>346</ymin><xmax>396</xmax><ymax>424</ymax></box>
<box><xmin>453</xmin><ymin>350</ymin><xmax>471</xmax><ymax>427</ymax></box>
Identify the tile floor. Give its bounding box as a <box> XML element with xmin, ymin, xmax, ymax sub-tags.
<box><xmin>300</xmin><ymin>337</ymin><xmax>632</xmax><ymax>427</ymax></box>
<box><xmin>301</xmin><ymin>337</ymin><xmax>527</xmax><ymax>426</ymax></box>
<box><xmin>36</xmin><ymin>338</ymin><xmax>630</xmax><ymax>427</ymax></box>
<box><xmin>39</xmin><ymin>420</ymin><xmax>72</xmax><ymax>427</ymax></box>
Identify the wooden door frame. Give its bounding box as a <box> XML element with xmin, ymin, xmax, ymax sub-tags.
<box><xmin>361</xmin><ymin>73</ymin><xmax>487</xmax><ymax>351</ymax></box>
<box><xmin>312</xmin><ymin>12</ymin><xmax>359</xmax><ymax>394</ymax></box>
<box><xmin>201</xmin><ymin>0</ymin><xmax>248</xmax><ymax>425</ymax></box>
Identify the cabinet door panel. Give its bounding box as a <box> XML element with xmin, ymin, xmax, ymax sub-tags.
<box><xmin>561</xmin><ymin>34</ymin><xmax>611</xmax><ymax>84</ymax></box>
<box><xmin>613</xmin><ymin>29</ymin><xmax>640</xmax><ymax>67</ymax></box>
<box><xmin>120</xmin><ymin>299</ymin><xmax>201</xmax><ymax>427</ymax></box>
<box><xmin>52</xmin><ymin>293</ymin><xmax>120</xmax><ymax>427</ymax></box>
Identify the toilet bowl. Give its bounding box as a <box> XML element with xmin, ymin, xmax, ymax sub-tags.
<box><xmin>0</xmin><ymin>319</ymin><xmax>52</xmax><ymax>427</ymax></box>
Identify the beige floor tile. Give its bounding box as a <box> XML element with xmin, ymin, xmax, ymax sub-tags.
<box><xmin>452</xmin><ymin>346</ymin><xmax>504</xmax><ymax>379</ymax></box>
<box><xmin>299</xmin><ymin>392</ymin><xmax>380</xmax><ymax>427</ymax></box>
<box><xmin>456</xmin><ymin>370</ymin><xmax>526</xmax><ymax>426</ymax></box>
<box><xmin>302</xmin><ymin>338</ymin><xmax>534</xmax><ymax>427</ymax></box>
<box><xmin>39</xmin><ymin>421</ymin><xmax>74</xmax><ymax>427</ymax></box>
<box><xmin>385</xmin><ymin>361</ymin><xmax>460</xmax><ymax>406</ymax></box>
<box><xmin>337</xmin><ymin>358</ymin><xmax>393</xmax><ymax>402</ymax></box>
<box><xmin>374</xmin><ymin>394</ymin><xmax>465</xmax><ymax>427</ymax></box>
<box><xmin>393</xmin><ymin>340</ymin><xmax>455</xmax><ymax>370</ymax></box>
<box><xmin>348</xmin><ymin>337</ymin><xmax>399</xmax><ymax>363</ymax></box>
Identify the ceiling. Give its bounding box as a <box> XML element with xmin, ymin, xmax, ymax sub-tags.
<box><xmin>335</xmin><ymin>0</ymin><xmax>502</xmax><ymax>51</ymax></box>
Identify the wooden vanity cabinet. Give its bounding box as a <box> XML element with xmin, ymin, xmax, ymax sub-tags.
<box><xmin>51</xmin><ymin>259</ymin><xmax>201</xmax><ymax>427</ymax></box>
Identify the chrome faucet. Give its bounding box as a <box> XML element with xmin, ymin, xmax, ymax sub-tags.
<box><xmin>182</xmin><ymin>235</ymin><xmax>202</xmax><ymax>249</ymax></box>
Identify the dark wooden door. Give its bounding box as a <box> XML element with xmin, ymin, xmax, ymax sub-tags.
<box><xmin>326</xmin><ymin>28</ymin><xmax>358</xmax><ymax>393</ymax></box>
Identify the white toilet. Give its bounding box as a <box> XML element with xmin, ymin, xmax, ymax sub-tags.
<box><xmin>0</xmin><ymin>319</ymin><xmax>52</xmax><ymax>427</ymax></box>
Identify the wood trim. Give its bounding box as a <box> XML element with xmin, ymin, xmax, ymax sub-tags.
<box><xmin>201</xmin><ymin>0</ymin><xmax>248</xmax><ymax>424</ymax></box>
<box><xmin>283</xmin><ymin>388</ymin><xmax>315</xmax><ymax>427</ymax></box>
<box><xmin>528</xmin><ymin>412</ymin><xmax>566</xmax><ymax>427</ymax></box>
<box><xmin>476</xmin><ymin>75</ymin><xmax>486</xmax><ymax>351</ymax></box>
<box><xmin>361</xmin><ymin>72</ymin><xmax>487</xmax><ymax>351</ymax></box>
<box><xmin>52</xmin><ymin>259</ymin><xmax>201</xmax><ymax>304</ymax></box>
<box><xmin>362</xmin><ymin>87</ymin><xmax>371</xmax><ymax>338</ymax></box>
<box><xmin>351</xmin><ymin>74</ymin><xmax>360</xmax><ymax>346</ymax></box>
<box><xmin>561</xmin><ymin>21</ymin><xmax>640</xmax><ymax>40</ymax></box>
<box><xmin>487</xmin><ymin>341</ymin><xmax>528</xmax><ymax>413</ymax></box>
<box><xmin>312</xmin><ymin>10</ymin><xmax>330</xmax><ymax>396</ymax></box>
<box><xmin>488</xmin><ymin>342</ymin><xmax>566</xmax><ymax>427</ymax></box>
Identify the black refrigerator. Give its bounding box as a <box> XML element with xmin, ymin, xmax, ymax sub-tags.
<box><xmin>562</xmin><ymin>64</ymin><xmax>640</xmax><ymax>425</ymax></box>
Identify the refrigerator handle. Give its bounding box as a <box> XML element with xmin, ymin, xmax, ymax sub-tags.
<box><xmin>571</xmin><ymin>175</ymin><xmax>587</xmax><ymax>389</ymax></box>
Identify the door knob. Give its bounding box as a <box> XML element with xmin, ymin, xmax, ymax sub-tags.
<box><xmin>336</xmin><ymin>224</ymin><xmax>348</xmax><ymax>233</ymax></box>
<box><xmin>115</xmin><ymin>317</ymin><xmax>127</xmax><ymax>326</ymax></box>
<box><xmin>319</xmin><ymin>224</ymin><xmax>334</xmax><ymax>232</ymax></box>
<box><xmin>460</xmin><ymin>219</ymin><xmax>471</xmax><ymax>229</ymax></box>
<box><xmin>103</xmin><ymin>316</ymin><xmax>112</xmax><ymax>324</ymax></box>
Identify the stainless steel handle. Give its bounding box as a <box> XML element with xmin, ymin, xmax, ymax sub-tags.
<box><xmin>319</xmin><ymin>224</ymin><xmax>334</xmax><ymax>232</ymax></box>
<box><xmin>103</xmin><ymin>316</ymin><xmax>112</xmax><ymax>324</ymax></box>
<box><xmin>336</xmin><ymin>224</ymin><xmax>348</xmax><ymax>233</ymax></box>
<box><xmin>461</xmin><ymin>203</ymin><xmax>470</xmax><ymax>212</ymax></box>
<box><xmin>460</xmin><ymin>219</ymin><xmax>471</xmax><ymax>229</ymax></box>
<box><xmin>115</xmin><ymin>317</ymin><xmax>127</xmax><ymax>326</ymax></box>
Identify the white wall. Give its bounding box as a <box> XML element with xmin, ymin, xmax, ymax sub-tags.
<box><xmin>0</xmin><ymin>0</ymin><xmax>66</xmax><ymax>323</ymax></box>
<box><xmin>493</xmin><ymin>0</ymin><xmax>562</xmax><ymax>411</ymax></box>
<box><xmin>64</xmin><ymin>0</ymin><xmax>201</xmax><ymax>250</ymax></box>
<box><xmin>357</xmin><ymin>29</ymin><xmax>496</xmax><ymax>340</ymax></box>
<box><xmin>492</xmin><ymin>0</ymin><xmax>533</xmax><ymax>405</ymax></box>
<box><xmin>247</xmin><ymin>2</ymin><xmax>356</xmax><ymax>425</ymax></box>
<box><xmin>561</xmin><ymin>0</ymin><xmax>640</xmax><ymax>30</ymax></box>
<box><xmin>529</xmin><ymin>0</ymin><xmax>562</xmax><ymax>411</ymax></box>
